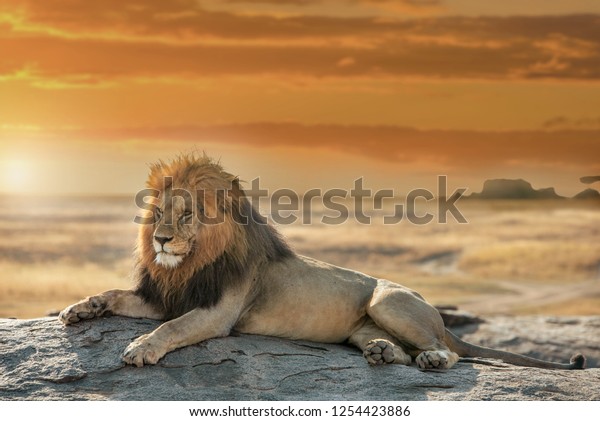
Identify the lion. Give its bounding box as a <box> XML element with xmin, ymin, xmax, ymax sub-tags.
<box><xmin>59</xmin><ymin>154</ymin><xmax>585</xmax><ymax>371</ymax></box>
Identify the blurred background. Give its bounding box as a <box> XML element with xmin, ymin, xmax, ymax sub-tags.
<box><xmin>0</xmin><ymin>0</ymin><xmax>599</xmax><ymax>318</ymax></box>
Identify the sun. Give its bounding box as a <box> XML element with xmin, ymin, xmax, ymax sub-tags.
<box><xmin>1</xmin><ymin>158</ymin><xmax>35</xmax><ymax>194</ymax></box>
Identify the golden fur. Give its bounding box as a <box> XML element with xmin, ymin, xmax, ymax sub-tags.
<box><xmin>59</xmin><ymin>153</ymin><xmax>586</xmax><ymax>371</ymax></box>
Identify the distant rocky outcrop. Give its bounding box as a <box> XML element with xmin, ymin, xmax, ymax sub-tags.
<box><xmin>573</xmin><ymin>188</ymin><xmax>600</xmax><ymax>200</ymax></box>
<box><xmin>468</xmin><ymin>179</ymin><xmax>565</xmax><ymax>200</ymax></box>
<box><xmin>1</xmin><ymin>316</ymin><xmax>599</xmax><ymax>400</ymax></box>
<box><xmin>464</xmin><ymin>178</ymin><xmax>600</xmax><ymax>201</ymax></box>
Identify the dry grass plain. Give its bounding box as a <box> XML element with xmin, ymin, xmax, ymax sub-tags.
<box><xmin>0</xmin><ymin>195</ymin><xmax>598</xmax><ymax>318</ymax></box>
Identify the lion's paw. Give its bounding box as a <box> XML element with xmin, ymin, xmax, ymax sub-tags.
<box><xmin>416</xmin><ymin>350</ymin><xmax>451</xmax><ymax>370</ymax></box>
<box><xmin>363</xmin><ymin>339</ymin><xmax>410</xmax><ymax>366</ymax></box>
<box><xmin>122</xmin><ymin>334</ymin><xmax>165</xmax><ymax>367</ymax></box>
<box><xmin>58</xmin><ymin>296</ymin><xmax>108</xmax><ymax>325</ymax></box>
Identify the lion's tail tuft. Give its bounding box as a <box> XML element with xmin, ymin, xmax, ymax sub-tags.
<box><xmin>570</xmin><ymin>353</ymin><xmax>586</xmax><ymax>370</ymax></box>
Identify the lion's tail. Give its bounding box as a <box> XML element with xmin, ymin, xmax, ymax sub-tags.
<box><xmin>444</xmin><ymin>328</ymin><xmax>586</xmax><ymax>370</ymax></box>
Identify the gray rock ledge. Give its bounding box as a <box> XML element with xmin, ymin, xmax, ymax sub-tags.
<box><xmin>1</xmin><ymin>316</ymin><xmax>599</xmax><ymax>401</ymax></box>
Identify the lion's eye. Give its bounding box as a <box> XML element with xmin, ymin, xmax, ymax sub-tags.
<box><xmin>154</xmin><ymin>208</ymin><xmax>163</xmax><ymax>223</ymax></box>
<box><xmin>180</xmin><ymin>211</ymin><xmax>193</xmax><ymax>223</ymax></box>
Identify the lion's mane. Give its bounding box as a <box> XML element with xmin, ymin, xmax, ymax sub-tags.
<box><xmin>133</xmin><ymin>154</ymin><xmax>293</xmax><ymax>320</ymax></box>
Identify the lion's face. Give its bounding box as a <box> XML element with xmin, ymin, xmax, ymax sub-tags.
<box><xmin>152</xmin><ymin>191</ymin><xmax>197</xmax><ymax>268</ymax></box>
<box><xmin>149</xmin><ymin>184</ymin><xmax>238</xmax><ymax>270</ymax></box>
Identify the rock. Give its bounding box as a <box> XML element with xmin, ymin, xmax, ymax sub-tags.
<box><xmin>437</xmin><ymin>308</ymin><xmax>485</xmax><ymax>328</ymax></box>
<box><xmin>468</xmin><ymin>179</ymin><xmax>565</xmax><ymax>200</ymax></box>
<box><xmin>1</xmin><ymin>316</ymin><xmax>599</xmax><ymax>400</ymax></box>
<box><xmin>572</xmin><ymin>188</ymin><xmax>600</xmax><ymax>200</ymax></box>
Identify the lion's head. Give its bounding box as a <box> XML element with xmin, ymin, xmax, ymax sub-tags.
<box><xmin>138</xmin><ymin>154</ymin><xmax>248</xmax><ymax>277</ymax></box>
<box><xmin>134</xmin><ymin>153</ymin><xmax>292</xmax><ymax>319</ymax></box>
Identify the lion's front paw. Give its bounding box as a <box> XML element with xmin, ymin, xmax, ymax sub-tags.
<box><xmin>416</xmin><ymin>350</ymin><xmax>454</xmax><ymax>370</ymax></box>
<box><xmin>58</xmin><ymin>296</ymin><xmax>108</xmax><ymax>325</ymax></box>
<box><xmin>122</xmin><ymin>334</ymin><xmax>166</xmax><ymax>367</ymax></box>
<box><xmin>363</xmin><ymin>339</ymin><xmax>411</xmax><ymax>366</ymax></box>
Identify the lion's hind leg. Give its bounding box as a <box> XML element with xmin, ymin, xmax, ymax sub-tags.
<box><xmin>414</xmin><ymin>350</ymin><xmax>459</xmax><ymax>370</ymax></box>
<box><xmin>349</xmin><ymin>319</ymin><xmax>412</xmax><ymax>366</ymax></box>
<box><xmin>367</xmin><ymin>280</ymin><xmax>459</xmax><ymax>370</ymax></box>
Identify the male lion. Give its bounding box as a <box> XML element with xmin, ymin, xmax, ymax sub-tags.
<box><xmin>59</xmin><ymin>154</ymin><xmax>585</xmax><ymax>370</ymax></box>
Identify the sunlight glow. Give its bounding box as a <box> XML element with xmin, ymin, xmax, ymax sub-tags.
<box><xmin>1</xmin><ymin>158</ymin><xmax>35</xmax><ymax>194</ymax></box>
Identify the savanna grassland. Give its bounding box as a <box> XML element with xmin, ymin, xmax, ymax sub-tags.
<box><xmin>0</xmin><ymin>195</ymin><xmax>598</xmax><ymax>318</ymax></box>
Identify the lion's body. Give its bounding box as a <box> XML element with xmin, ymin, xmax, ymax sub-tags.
<box><xmin>59</xmin><ymin>154</ymin><xmax>585</xmax><ymax>371</ymax></box>
<box><xmin>234</xmin><ymin>256</ymin><xmax>431</xmax><ymax>346</ymax></box>
<box><xmin>237</xmin><ymin>256</ymin><xmax>379</xmax><ymax>342</ymax></box>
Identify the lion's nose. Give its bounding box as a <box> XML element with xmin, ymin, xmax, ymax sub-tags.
<box><xmin>154</xmin><ymin>235</ymin><xmax>174</xmax><ymax>247</ymax></box>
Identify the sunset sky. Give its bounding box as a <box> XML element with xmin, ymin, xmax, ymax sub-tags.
<box><xmin>1</xmin><ymin>0</ymin><xmax>599</xmax><ymax>196</ymax></box>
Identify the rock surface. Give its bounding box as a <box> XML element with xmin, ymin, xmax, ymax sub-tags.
<box><xmin>1</xmin><ymin>316</ymin><xmax>599</xmax><ymax>401</ymax></box>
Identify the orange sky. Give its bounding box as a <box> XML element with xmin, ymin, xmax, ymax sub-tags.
<box><xmin>1</xmin><ymin>0</ymin><xmax>599</xmax><ymax>196</ymax></box>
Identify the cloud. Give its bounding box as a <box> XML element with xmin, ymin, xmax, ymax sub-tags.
<box><xmin>5</xmin><ymin>1</ymin><xmax>597</xmax><ymax>46</ymax></box>
<box><xmin>1</xmin><ymin>1</ymin><xmax>599</xmax><ymax>83</ymax></box>
<box><xmin>222</xmin><ymin>0</ymin><xmax>442</xmax><ymax>5</ymax></box>
<box><xmin>356</xmin><ymin>0</ymin><xmax>443</xmax><ymax>13</ymax></box>
<box><xmin>6</xmin><ymin>123</ymin><xmax>599</xmax><ymax>170</ymax></box>
<box><xmin>222</xmin><ymin>0</ymin><xmax>316</xmax><ymax>4</ymax></box>
<box><xmin>2</xmin><ymin>22</ymin><xmax>600</xmax><ymax>84</ymax></box>
<box><xmin>543</xmin><ymin>116</ymin><xmax>600</xmax><ymax>130</ymax></box>
<box><xmin>2</xmin><ymin>0</ymin><xmax>390</xmax><ymax>40</ymax></box>
<box><xmin>580</xmin><ymin>176</ymin><xmax>600</xmax><ymax>184</ymax></box>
